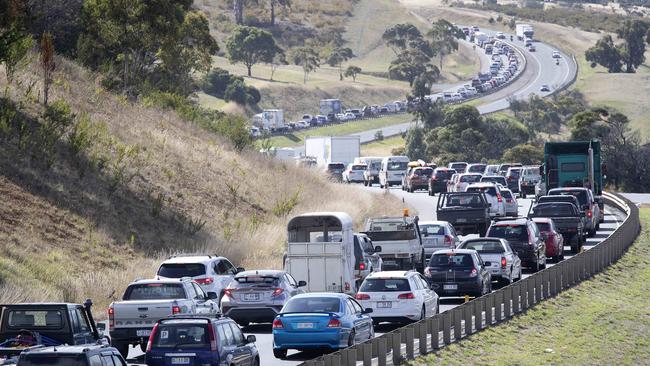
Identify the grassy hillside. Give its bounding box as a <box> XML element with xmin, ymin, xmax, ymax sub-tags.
<box><xmin>0</xmin><ymin>56</ymin><xmax>405</xmax><ymax>315</ymax></box>
<box><xmin>361</xmin><ymin>135</ymin><xmax>406</xmax><ymax>156</ymax></box>
<box><xmin>414</xmin><ymin>208</ymin><xmax>650</xmax><ymax>366</ymax></box>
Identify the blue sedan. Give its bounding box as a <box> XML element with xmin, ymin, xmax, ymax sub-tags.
<box><xmin>272</xmin><ymin>293</ymin><xmax>374</xmax><ymax>359</ymax></box>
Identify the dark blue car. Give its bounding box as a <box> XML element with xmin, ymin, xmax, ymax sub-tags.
<box><xmin>272</xmin><ymin>293</ymin><xmax>374</xmax><ymax>359</ymax></box>
<box><xmin>145</xmin><ymin>316</ymin><xmax>258</xmax><ymax>366</ymax></box>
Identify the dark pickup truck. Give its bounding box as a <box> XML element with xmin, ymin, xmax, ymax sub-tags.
<box><xmin>0</xmin><ymin>300</ymin><xmax>104</xmax><ymax>364</ymax></box>
<box><xmin>528</xmin><ymin>202</ymin><xmax>585</xmax><ymax>253</ymax></box>
<box><xmin>436</xmin><ymin>192</ymin><xmax>491</xmax><ymax>236</ymax></box>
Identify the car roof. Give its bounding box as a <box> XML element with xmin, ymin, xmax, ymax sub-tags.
<box><xmin>236</xmin><ymin>270</ymin><xmax>285</xmax><ymax>278</ymax></box>
<box><xmin>549</xmin><ymin>187</ymin><xmax>588</xmax><ymax>192</ymax></box>
<box><xmin>292</xmin><ymin>293</ymin><xmax>348</xmax><ymax>299</ymax></box>
<box><xmin>462</xmin><ymin>237</ymin><xmax>505</xmax><ymax>243</ymax></box>
<box><xmin>491</xmin><ymin>218</ymin><xmax>529</xmax><ymax>225</ymax></box>
<box><xmin>418</xmin><ymin>220</ymin><xmax>449</xmax><ymax>226</ymax></box>
<box><xmin>367</xmin><ymin>271</ymin><xmax>414</xmax><ymax>279</ymax></box>
<box><xmin>162</xmin><ymin>256</ymin><xmax>226</xmax><ymax>264</ymax></box>
<box><xmin>431</xmin><ymin>249</ymin><xmax>476</xmax><ymax>255</ymax></box>
<box><xmin>21</xmin><ymin>345</ymin><xmax>115</xmax><ymax>355</ymax></box>
<box><xmin>467</xmin><ymin>182</ymin><xmax>498</xmax><ymax>187</ymax></box>
<box><xmin>130</xmin><ymin>278</ymin><xmax>189</xmax><ymax>285</ymax></box>
<box><xmin>531</xmin><ymin>217</ymin><xmax>552</xmax><ymax>223</ymax></box>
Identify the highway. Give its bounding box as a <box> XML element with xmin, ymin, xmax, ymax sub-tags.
<box><xmin>123</xmin><ymin>185</ymin><xmax>625</xmax><ymax>366</ymax></box>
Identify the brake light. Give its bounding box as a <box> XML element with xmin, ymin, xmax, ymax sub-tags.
<box><xmin>359</xmin><ymin>262</ymin><xmax>366</xmax><ymax>270</ymax></box>
<box><xmin>355</xmin><ymin>293</ymin><xmax>370</xmax><ymax>300</ymax></box>
<box><xmin>586</xmin><ymin>209</ymin><xmax>592</xmax><ymax>218</ymax></box>
<box><xmin>195</xmin><ymin>277</ymin><xmax>214</xmax><ymax>285</ymax></box>
<box><xmin>223</xmin><ymin>289</ymin><xmax>233</xmax><ymax>298</ymax></box>
<box><xmin>206</xmin><ymin>322</ymin><xmax>217</xmax><ymax>351</ymax></box>
<box><xmin>444</xmin><ymin>235</ymin><xmax>453</xmax><ymax>246</ymax></box>
<box><xmin>344</xmin><ymin>282</ymin><xmax>351</xmax><ymax>291</ymax></box>
<box><xmin>108</xmin><ymin>306</ymin><xmax>114</xmax><ymax>331</ymax></box>
<box><xmin>469</xmin><ymin>268</ymin><xmax>478</xmax><ymax>277</ymax></box>
<box><xmin>501</xmin><ymin>257</ymin><xmax>507</xmax><ymax>268</ymax></box>
<box><xmin>398</xmin><ymin>292</ymin><xmax>415</xmax><ymax>299</ymax></box>
<box><xmin>497</xmin><ymin>194</ymin><xmax>503</xmax><ymax>203</ymax></box>
<box><xmin>327</xmin><ymin>318</ymin><xmax>342</xmax><ymax>328</ymax></box>
<box><xmin>146</xmin><ymin>323</ymin><xmax>159</xmax><ymax>352</ymax></box>
<box><xmin>272</xmin><ymin>288</ymin><xmax>284</xmax><ymax>297</ymax></box>
<box><xmin>506</xmin><ymin>199</ymin><xmax>512</xmax><ymax>203</ymax></box>
<box><xmin>172</xmin><ymin>305</ymin><xmax>181</xmax><ymax>315</ymax></box>
<box><xmin>272</xmin><ymin>318</ymin><xmax>284</xmax><ymax>329</ymax></box>
<box><xmin>507</xmin><ymin>176</ymin><xmax>512</xmax><ymax>181</ymax></box>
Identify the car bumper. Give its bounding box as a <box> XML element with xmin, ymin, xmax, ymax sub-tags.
<box><xmin>273</xmin><ymin>329</ymin><xmax>347</xmax><ymax>350</ymax></box>
<box><xmin>428</xmin><ymin>280</ymin><xmax>482</xmax><ymax>296</ymax></box>
<box><xmin>110</xmin><ymin>328</ymin><xmax>152</xmax><ymax>343</ymax></box>
<box><xmin>366</xmin><ymin>303</ymin><xmax>421</xmax><ymax>321</ymax></box>
<box><xmin>222</xmin><ymin>306</ymin><xmax>283</xmax><ymax>323</ymax></box>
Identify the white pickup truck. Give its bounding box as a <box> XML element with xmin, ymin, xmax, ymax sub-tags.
<box><xmin>363</xmin><ymin>214</ymin><xmax>425</xmax><ymax>271</ymax></box>
<box><xmin>108</xmin><ymin>278</ymin><xmax>219</xmax><ymax>358</ymax></box>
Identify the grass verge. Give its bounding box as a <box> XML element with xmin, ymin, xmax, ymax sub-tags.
<box><xmin>361</xmin><ymin>135</ymin><xmax>406</xmax><ymax>156</ymax></box>
<box><xmin>414</xmin><ymin>208</ymin><xmax>650</xmax><ymax>366</ymax></box>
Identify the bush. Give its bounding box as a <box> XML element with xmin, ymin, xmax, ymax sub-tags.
<box><xmin>374</xmin><ymin>130</ymin><xmax>384</xmax><ymax>141</ymax></box>
<box><xmin>211</xmin><ymin>114</ymin><xmax>253</xmax><ymax>152</ymax></box>
<box><xmin>245</xmin><ymin>85</ymin><xmax>261</xmax><ymax>104</ymax></box>
<box><xmin>202</xmin><ymin>68</ymin><xmax>261</xmax><ymax>106</ymax></box>
<box><xmin>224</xmin><ymin>80</ymin><xmax>249</xmax><ymax>105</ymax></box>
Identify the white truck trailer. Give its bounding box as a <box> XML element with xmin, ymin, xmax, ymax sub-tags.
<box><xmin>284</xmin><ymin>212</ymin><xmax>358</xmax><ymax>294</ymax></box>
<box><xmin>319</xmin><ymin>99</ymin><xmax>342</xmax><ymax>116</ymax></box>
<box><xmin>305</xmin><ymin>136</ymin><xmax>361</xmax><ymax>166</ymax></box>
<box><xmin>252</xmin><ymin>109</ymin><xmax>285</xmax><ymax>131</ymax></box>
<box><xmin>516</xmin><ymin>23</ymin><xmax>534</xmax><ymax>41</ymax></box>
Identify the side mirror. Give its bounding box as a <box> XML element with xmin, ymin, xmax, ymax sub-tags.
<box><xmin>362</xmin><ymin>308</ymin><xmax>373</xmax><ymax>314</ymax></box>
<box><xmin>236</xmin><ymin>267</ymin><xmax>245</xmax><ymax>273</ymax></box>
<box><xmin>207</xmin><ymin>291</ymin><xmax>218</xmax><ymax>300</ymax></box>
<box><xmin>483</xmin><ymin>261</ymin><xmax>492</xmax><ymax>267</ymax></box>
<box><xmin>246</xmin><ymin>335</ymin><xmax>256</xmax><ymax>343</ymax></box>
<box><xmin>373</xmin><ymin>246</ymin><xmax>382</xmax><ymax>253</ymax></box>
<box><xmin>297</xmin><ymin>280</ymin><xmax>307</xmax><ymax>287</ymax></box>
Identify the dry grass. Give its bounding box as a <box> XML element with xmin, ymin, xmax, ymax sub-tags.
<box><xmin>0</xmin><ymin>56</ymin><xmax>405</xmax><ymax>315</ymax></box>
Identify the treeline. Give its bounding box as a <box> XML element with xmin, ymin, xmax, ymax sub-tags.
<box><xmin>586</xmin><ymin>20</ymin><xmax>650</xmax><ymax>73</ymax></box>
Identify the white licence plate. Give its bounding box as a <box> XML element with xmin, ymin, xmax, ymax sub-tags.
<box><xmin>171</xmin><ymin>357</ymin><xmax>190</xmax><ymax>364</ymax></box>
<box><xmin>456</xmin><ymin>218</ymin><xmax>467</xmax><ymax>223</ymax></box>
<box><xmin>377</xmin><ymin>301</ymin><xmax>392</xmax><ymax>308</ymax></box>
<box><xmin>443</xmin><ymin>284</ymin><xmax>458</xmax><ymax>291</ymax></box>
<box><xmin>297</xmin><ymin>322</ymin><xmax>314</xmax><ymax>329</ymax></box>
<box><xmin>244</xmin><ymin>293</ymin><xmax>260</xmax><ymax>301</ymax></box>
<box><xmin>136</xmin><ymin>329</ymin><xmax>151</xmax><ymax>337</ymax></box>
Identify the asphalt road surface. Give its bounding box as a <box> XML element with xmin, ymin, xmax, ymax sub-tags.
<box><xmin>124</xmin><ymin>185</ymin><xmax>626</xmax><ymax>366</ymax></box>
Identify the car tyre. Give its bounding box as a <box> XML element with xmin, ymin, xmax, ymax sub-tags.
<box><xmin>252</xmin><ymin>358</ymin><xmax>260</xmax><ymax>366</ymax></box>
<box><xmin>273</xmin><ymin>349</ymin><xmax>287</xmax><ymax>359</ymax></box>
<box><xmin>348</xmin><ymin>330</ymin><xmax>356</xmax><ymax>347</ymax></box>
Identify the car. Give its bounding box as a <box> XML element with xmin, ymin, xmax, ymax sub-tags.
<box><xmin>448</xmin><ymin>162</ymin><xmax>468</xmax><ymax>174</ymax></box>
<box><xmin>465</xmin><ymin>163</ymin><xmax>487</xmax><ymax>174</ymax></box>
<box><xmin>428</xmin><ymin>168</ymin><xmax>456</xmax><ymax>196</ymax></box>
<box><xmin>344</xmin><ymin>112</ymin><xmax>356</xmax><ymax>120</ymax></box>
<box><xmin>457</xmin><ymin>238</ymin><xmax>522</xmax><ymax>286</ymax></box>
<box><xmin>552</xmin><ymin>51</ymin><xmax>561</xmax><ymax>58</ymax></box>
<box><xmin>18</xmin><ymin>345</ymin><xmax>127</xmax><ymax>366</ymax></box>
<box><xmin>496</xmin><ymin>32</ymin><xmax>505</xmax><ymax>39</ymax></box>
<box><xmin>405</xmin><ymin>166</ymin><xmax>434</xmax><ymax>192</ymax></box>
<box><xmin>353</xmin><ymin>233</ymin><xmax>383</xmax><ymax>284</ymax></box>
<box><xmin>486</xmin><ymin>218</ymin><xmax>547</xmax><ymax>271</ymax></box>
<box><xmin>500</xmin><ymin>188</ymin><xmax>519</xmax><ymax>217</ymax></box>
<box><xmin>537</xmin><ymin>195</ymin><xmax>587</xmax><ymax>232</ymax></box>
<box><xmin>419</xmin><ymin>220</ymin><xmax>460</xmax><ymax>260</ymax></box>
<box><xmin>540</xmin><ymin>84</ymin><xmax>551</xmax><ymax>92</ymax></box>
<box><xmin>447</xmin><ymin>173</ymin><xmax>460</xmax><ymax>192</ymax></box>
<box><xmin>483</xmin><ymin>165</ymin><xmax>500</xmax><ymax>176</ymax></box>
<box><xmin>350</xmin><ymin>109</ymin><xmax>363</xmax><ymax>119</ymax></box>
<box><xmin>335</xmin><ymin>113</ymin><xmax>346</xmax><ymax>121</ymax></box>
<box><xmin>528</xmin><ymin>202</ymin><xmax>584</xmax><ymax>253</ymax></box>
<box><xmin>505</xmin><ymin>167</ymin><xmax>523</xmax><ymax>193</ymax></box>
<box><xmin>481</xmin><ymin>175</ymin><xmax>507</xmax><ymax>188</ymax></box>
<box><xmin>316</xmin><ymin>115</ymin><xmax>328</xmax><ymax>124</ymax></box>
<box><xmin>272</xmin><ymin>293</ymin><xmax>374</xmax><ymax>358</ymax></box>
<box><xmin>465</xmin><ymin>182</ymin><xmax>506</xmax><ymax>218</ymax></box>
<box><xmin>455</xmin><ymin>173</ymin><xmax>483</xmax><ymax>192</ymax></box>
<box><xmin>355</xmin><ymin>271</ymin><xmax>439</xmax><ymax>325</ymax></box>
<box><xmin>343</xmin><ymin>163</ymin><xmax>367</xmax><ymax>184</ymax></box>
<box><xmin>220</xmin><ymin>270</ymin><xmax>307</xmax><ymax>326</ymax></box>
<box><xmin>296</xmin><ymin>120</ymin><xmax>309</xmax><ymax>129</ymax></box>
<box><xmin>424</xmin><ymin>249</ymin><xmax>492</xmax><ymax>297</ymax></box>
<box><xmin>301</xmin><ymin>114</ymin><xmax>312</xmax><ymax>122</ymax></box>
<box><xmin>528</xmin><ymin>45</ymin><xmax>536</xmax><ymax>52</ymax></box>
<box><xmin>532</xmin><ymin>218</ymin><xmax>565</xmax><ymax>261</ymax></box>
<box><xmin>145</xmin><ymin>316</ymin><xmax>258</xmax><ymax>366</ymax></box>
<box><xmin>498</xmin><ymin>163</ymin><xmax>522</xmax><ymax>176</ymax></box>
<box><xmin>519</xmin><ymin>165</ymin><xmax>541</xmax><ymax>198</ymax></box>
<box><xmin>547</xmin><ymin>187</ymin><xmax>601</xmax><ymax>236</ymax></box>
<box><xmin>324</xmin><ymin>162</ymin><xmax>346</xmax><ymax>182</ymax></box>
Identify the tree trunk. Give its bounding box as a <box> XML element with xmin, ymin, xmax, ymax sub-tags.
<box><xmin>439</xmin><ymin>54</ymin><xmax>444</xmax><ymax>71</ymax></box>
<box><xmin>234</xmin><ymin>0</ymin><xmax>244</xmax><ymax>24</ymax></box>
<box><xmin>339</xmin><ymin>63</ymin><xmax>343</xmax><ymax>81</ymax></box>
<box><xmin>304</xmin><ymin>70</ymin><xmax>307</xmax><ymax>84</ymax></box>
<box><xmin>271</xmin><ymin>0</ymin><xmax>275</xmax><ymax>26</ymax></box>
<box><xmin>247</xmin><ymin>64</ymin><xmax>252</xmax><ymax>77</ymax></box>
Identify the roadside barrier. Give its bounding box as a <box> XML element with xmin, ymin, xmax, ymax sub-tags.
<box><xmin>300</xmin><ymin>192</ymin><xmax>640</xmax><ymax>366</ymax></box>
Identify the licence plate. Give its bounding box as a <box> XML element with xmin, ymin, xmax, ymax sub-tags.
<box><xmin>377</xmin><ymin>301</ymin><xmax>392</xmax><ymax>308</ymax></box>
<box><xmin>443</xmin><ymin>284</ymin><xmax>458</xmax><ymax>291</ymax></box>
<box><xmin>297</xmin><ymin>323</ymin><xmax>314</xmax><ymax>329</ymax></box>
<box><xmin>244</xmin><ymin>293</ymin><xmax>260</xmax><ymax>301</ymax></box>
<box><xmin>171</xmin><ymin>357</ymin><xmax>190</xmax><ymax>364</ymax></box>
<box><xmin>136</xmin><ymin>329</ymin><xmax>151</xmax><ymax>337</ymax></box>
<box><xmin>456</xmin><ymin>218</ymin><xmax>467</xmax><ymax>223</ymax></box>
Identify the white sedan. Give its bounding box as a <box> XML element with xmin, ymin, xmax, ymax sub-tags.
<box><xmin>343</xmin><ymin>163</ymin><xmax>367</xmax><ymax>183</ymax></box>
<box><xmin>355</xmin><ymin>271</ymin><xmax>439</xmax><ymax>324</ymax></box>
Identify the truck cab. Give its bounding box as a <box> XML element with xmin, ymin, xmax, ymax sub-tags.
<box><xmin>362</xmin><ymin>213</ymin><xmax>424</xmax><ymax>271</ymax></box>
<box><xmin>284</xmin><ymin>212</ymin><xmax>357</xmax><ymax>295</ymax></box>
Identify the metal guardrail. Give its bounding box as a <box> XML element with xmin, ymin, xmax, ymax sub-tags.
<box><xmin>300</xmin><ymin>192</ymin><xmax>640</xmax><ymax>366</ymax></box>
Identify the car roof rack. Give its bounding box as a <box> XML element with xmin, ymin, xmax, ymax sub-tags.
<box><xmin>491</xmin><ymin>216</ymin><xmax>526</xmax><ymax>223</ymax></box>
<box><xmin>167</xmin><ymin>254</ymin><xmax>223</xmax><ymax>260</ymax></box>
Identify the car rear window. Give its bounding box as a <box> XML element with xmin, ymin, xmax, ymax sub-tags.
<box><xmin>450</xmin><ymin>163</ymin><xmax>467</xmax><ymax>171</ymax></box>
<box><xmin>468</xmin><ymin>165</ymin><xmax>486</xmax><ymax>173</ymax></box>
<box><xmin>550</xmin><ymin>190</ymin><xmax>588</xmax><ymax>206</ymax></box>
<box><xmin>283</xmin><ymin>298</ymin><xmax>341</xmax><ymax>313</ymax></box>
<box><xmin>444</xmin><ymin>194</ymin><xmax>485</xmax><ymax>208</ymax></box>
<box><xmin>351</xmin><ymin>165</ymin><xmax>366</xmax><ymax>170</ymax></box>
<box><xmin>123</xmin><ymin>284</ymin><xmax>186</xmax><ymax>300</ymax></box>
<box><xmin>359</xmin><ymin>279</ymin><xmax>411</xmax><ymax>292</ymax></box>
<box><xmin>466</xmin><ymin>186</ymin><xmax>497</xmax><ymax>197</ymax></box>
<box><xmin>6</xmin><ymin>310</ymin><xmax>64</xmax><ymax>329</ymax></box>
<box><xmin>481</xmin><ymin>176</ymin><xmax>506</xmax><ymax>185</ymax></box>
<box><xmin>461</xmin><ymin>241</ymin><xmax>505</xmax><ymax>254</ymax></box>
<box><xmin>19</xmin><ymin>355</ymin><xmax>87</xmax><ymax>366</ymax></box>
<box><xmin>507</xmin><ymin>169</ymin><xmax>521</xmax><ymax>178</ymax></box>
<box><xmin>152</xmin><ymin>323</ymin><xmax>209</xmax><ymax>349</ymax></box>
<box><xmin>531</xmin><ymin>204</ymin><xmax>575</xmax><ymax>216</ymax></box>
<box><xmin>536</xmin><ymin>222</ymin><xmax>550</xmax><ymax>231</ymax></box>
<box><xmin>428</xmin><ymin>253</ymin><xmax>475</xmax><ymax>268</ymax></box>
<box><xmin>501</xmin><ymin>190</ymin><xmax>513</xmax><ymax>199</ymax></box>
<box><xmin>328</xmin><ymin>163</ymin><xmax>345</xmax><ymax>170</ymax></box>
<box><xmin>487</xmin><ymin>225</ymin><xmax>528</xmax><ymax>242</ymax></box>
<box><xmin>158</xmin><ymin>263</ymin><xmax>206</xmax><ymax>278</ymax></box>
<box><xmin>234</xmin><ymin>276</ymin><xmax>280</xmax><ymax>287</ymax></box>
<box><xmin>435</xmin><ymin>170</ymin><xmax>454</xmax><ymax>179</ymax></box>
<box><xmin>414</xmin><ymin>168</ymin><xmax>433</xmax><ymax>177</ymax></box>
<box><xmin>460</xmin><ymin>174</ymin><xmax>482</xmax><ymax>183</ymax></box>
<box><xmin>420</xmin><ymin>224</ymin><xmax>445</xmax><ymax>236</ymax></box>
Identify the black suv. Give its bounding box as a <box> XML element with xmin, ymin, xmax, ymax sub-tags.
<box><xmin>486</xmin><ymin>218</ymin><xmax>547</xmax><ymax>272</ymax></box>
<box><xmin>17</xmin><ymin>345</ymin><xmax>126</xmax><ymax>366</ymax></box>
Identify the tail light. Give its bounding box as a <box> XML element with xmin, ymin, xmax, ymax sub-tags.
<box><xmin>497</xmin><ymin>194</ymin><xmax>503</xmax><ymax>203</ymax></box>
<box><xmin>507</xmin><ymin>176</ymin><xmax>512</xmax><ymax>181</ymax></box>
<box><xmin>223</xmin><ymin>289</ymin><xmax>233</xmax><ymax>298</ymax></box>
<box><xmin>506</xmin><ymin>199</ymin><xmax>512</xmax><ymax>203</ymax></box>
<box><xmin>359</xmin><ymin>262</ymin><xmax>366</xmax><ymax>270</ymax></box>
<box><xmin>355</xmin><ymin>293</ymin><xmax>370</xmax><ymax>300</ymax></box>
<box><xmin>424</xmin><ymin>267</ymin><xmax>432</xmax><ymax>277</ymax></box>
<box><xmin>108</xmin><ymin>306</ymin><xmax>115</xmax><ymax>331</ymax></box>
<box><xmin>172</xmin><ymin>305</ymin><xmax>181</xmax><ymax>315</ymax></box>
<box><xmin>327</xmin><ymin>318</ymin><xmax>342</xmax><ymax>328</ymax></box>
<box><xmin>344</xmin><ymin>282</ymin><xmax>351</xmax><ymax>291</ymax></box>
<box><xmin>444</xmin><ymin>235</ymin><xmax>454</xmax><ymax>246</ymax></box>
<box><xmin>206</xmin><ymin>322</ymin><xmax>217</xmax><ymax>351</ymax></box>
<box><xmin>146</xmin><ymin>323</ymin><xmax>159</xmax><ymax>352</ymax></box>
<box><xmin>586</xmin><ymin>209</ymin><xmax>592</xmax><ymax>218</ymax></box>
<box><xmin>469</xmin><ymin>268</ymin><xmax>478</xmax><ymax>277</ymax></box>
<box><xmin>271</xmin><ymin>288</ymin><xmax>284</xmax><ymax>297</ymax></box>
<box><xmin>398</xmin><ymin>292</ymin><xmax>415</xmax><ymax>299</ymax></box>
<box><xmin>501</xmin><ymin>257</ymin><xmax>507</xmax><ymax>268</ymax></box>
<box><xmin>272</xmin><ymin>318</ymin><xmax>284</xmax><ymax>329</ymax></box>
<box><xmin>195</xmin><ymin>277</ymin><xmax>214</xmax><ymax>285</ymax></box>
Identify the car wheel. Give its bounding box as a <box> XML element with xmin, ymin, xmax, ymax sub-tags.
<box><xmin>273</xmin><ymin>349</ymin><xmax>287</xmax><ymax>359</ymax></box>
<box><xmin>252</xmin><ymin>357</ymin><xmax>260</xmax><ymax>366</ymax></box>
<box><xmin>348</xmin><ymin>330</ymin><xmax>356</xmax><ymax>347</ymax></box>
<box><xmin>380</xmin><ymin>184</ymin><xmax>384</xmax><ymax>189</ymax></box>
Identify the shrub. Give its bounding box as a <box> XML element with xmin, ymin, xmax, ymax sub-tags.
<box><xmin>211</xmin><ymin>114</ymin><xmax>253</xmax><ymax>152</ymax></box>
<box><xmin>374</xmin><ymin>130</ymin><xmax>384</xmax><ymax>141</ymax></box>
<box><xmin>224</xmin><ymin>79</ymin><xmax>249</xmax><ymax>105</ymax></box>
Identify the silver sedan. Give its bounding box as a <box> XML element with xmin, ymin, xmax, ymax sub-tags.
<box><xmin>457</xmin><ymin>238</ymin><xmax>522</xmax><ymax>287</ymax></box>
<box><xmin>419</xmin><ymin>220</ymin><xmax>461</xmax><ymax>261</ymax></box>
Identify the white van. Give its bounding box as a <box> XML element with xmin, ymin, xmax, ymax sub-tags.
<box><xmin>379</xmin><ymin>156</ymin><xmax>410</xmax><ymax>188</ymax></box>
<box><xmin>355</xmin><ymin>156</ymin><xmax>384</xmax><ymax>186</ymax></box>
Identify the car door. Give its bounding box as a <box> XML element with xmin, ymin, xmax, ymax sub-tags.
<box><xmin>417</xmin><ymin>275</ymin><xmax>435</xmax><ymax>316</ymax></box>
<box><xmin>229</xmin><ymin>323</ymin><xmax>253</xmax><ymax>366</ymax></box>
<box><xmin>192</xmin><ymin>282</ymin><xmax>217</xmax><ymax>314</ymax></box>
<box><xmin>69</xmin><ymin>307</ymin><xmax>95</xmax><ymax>344</ymax></box>
<box><xmin>284</xmin><ymin>274</ymin><xmax>303</xmax><ymax>297</ymax></box>
<box><xmin>348</xmin><ymin>299</ymin><xmax>372</xmax><ymax>341</ymax></box>
<box><xmin>214</xmin><ymin>260</ymin><xmax>236</xmax><ymax>292</ymax></box>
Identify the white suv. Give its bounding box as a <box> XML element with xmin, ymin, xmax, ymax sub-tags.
<box><xmin>156</xmin><ymin>255</ymin><xmax>243</xmax><ymax>302</ymax></box>
<box><xmin>355</xmin><ymin>271</ymin><xmax>439</xmax><ymax>324</ymax></box>
<box><xmin>465</xmin><ymin>182</ymin><xmax>506</xmax><ymax>218</ymax></box>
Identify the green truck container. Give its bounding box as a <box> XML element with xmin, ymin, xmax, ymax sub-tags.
<box><xmin>541</xmin><ymin>140</ymin><xmax>603</xmax><ymax>196</ymax></box>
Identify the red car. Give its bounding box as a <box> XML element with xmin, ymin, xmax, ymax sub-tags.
<box><xmin>532</xmin><ymin>218</ymin><xmax>564</xmax><ymax>261</ymax></box>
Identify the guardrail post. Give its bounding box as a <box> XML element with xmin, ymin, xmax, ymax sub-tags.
<box><xmin>503</xmin><ymin>286</ymin><xmax>512</xmax><ymax>318</ymax></box>
<box><xmin>429</xmin><ymin>316</ymin><xmax>440</xmax><ymax>350</ymax></box>
<box><xmin>550</xmin><ymin>266</ymin><xmax>558</xmax><ymax>297</ymax></box>
<box><xmin>465</xmin><ymin>302</ymin><xmax>474</xmax><ymax>334</ymax></box>
<box><xmin>442</xmin><ymin>311</ymin><xmax>452</xmax><ymax>345</ymax></box>
<box><xmin>485</xmin><ymin>294</ymin><xmax>494</xmax><ymax>325</ymax></box>
<box><xmin>377</xmin><ymin>336</ymin><xmax>387</xmax><ymax>366</ymax></box>
<box><xmin>524</xmin><ymin>279</ymin><xmax>532</xmax><ymax>310</ymax></box>
<box><xmin>473</xmin><ymin>297</ymin><xmax>484</xmax><ymax>331</ymax></box>
<box><xmin>418</xmin><ymin>322</ymin><xmax>427</xmax><ymax>355</ymax></box>
<box><xmin>494</xmin><ymin>291</ymin><xmax>504</xmax><ymax>322</ymax></box>
<box><xmin>404</xmin><ymin>327</ymin><xmax>414</xmax><ymax>360</ymax></box>
<box><xmin>453</xmin><ymin>308</ymin><xmax>462</xmax><ymax>340</ymax></box>
<box><xmin>391</xmin><ymin>332</ymin><xmax>401</xmax><ymax>365</ymax></box>
<box><xmin>362</xmin><ymin>342</ymin><xmax>372</xmax><ymax>365</ymax></box>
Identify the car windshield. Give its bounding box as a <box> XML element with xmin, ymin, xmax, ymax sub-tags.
<box><xmin>124</xmin><ymin>284</ymin><xmax>185</xmax><ymax>300</ymax></box>
<box><xmin>550</xmin><ymin>190</ymin><xmax>588</xmax><ymax>206</ymax></box>
<box><xmin>328</xmin><ymin>164</ymin><xmax>345</xmax><ymax>170</ymax></box>
<box><xmin>387</xmin><ymin>161</ymin><xmax>408</xmax><ymax>171</ymax></box>
<box><xmin>435</xmin><ymin>170</ymin><xmax>454</xmax><ymax>179</ymax></box>
<box><xmin>461</xmin><ymin>240</ymin><xmax>505</xmax><ymax>254</ymax></box>
<box><xmin>158</xmin><ymin>263</ymin><xmax>206</xmax><ymax>278</ymax></box>
<box><xmin>501</xmin><ymin>190</ymin><xmax>513</xmax><ymax>199</ymax></box>
<box><xmin>359</xmin><ymin>278</ymin><xmax>411</xmax><ymax>292</ymax></box>
<box><xmin>234</xmin><ymin>276</ymin><xmax>280</xmax><ymax>287</ymax></box>
<box><xmin>467</xmin><ymin>186</ymin><xmax>497</xmax><ymax>197</ymax></box>
<box><xmin>283</xmin><ymin>297</ymin><xmax>341</xmax><ymax>313</ymax></box>
<box><xmin>6</xmin><ymin>310</ymin><xmax>64</xmax><ymax>329</ymax></box>
<box><xmin>488</xmin><ymin>225</ymin><xmax>528</xmax><ymax>242</ymax></box>
<box><xmin>152</xmin><ymin>323</ymin><xmax>209</xmax><ymax>349</ymax></box>
<box><xmin>428</xmin><ymin>253</ymin><xmax>474</xmax><ymax>268</ymax></box>
<box><xmin>444</xmin><ymin>194</ymin><xmax>484</xmax><ymax>208</ymax></box>
<box><xmin>531</xmin><ymin>204</ymin><xmax>575</xmax><ymax>217</ymax></box>
<box><xmin>413</xmin><ymin>168</ymin><xmax>433</xmax><ymax>177</ymax></box>
<box><xmin>420</xmin><ymin>224</ymin><xmax>445</xmax><ymax>237</ymax></box>
<box><xmin>18</xmin><ymin>356</ymin><xmax>87</xmax><ymax>366</ymax></box>
<box><xmin>460</xmin><ymin>175</ymin><xmax>482</xmax><ymax>183</ymax></box>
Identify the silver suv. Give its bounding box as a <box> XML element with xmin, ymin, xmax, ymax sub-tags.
<box><xmin>519</xmin><ymin>165</ymin><xmax>541</xmax><ymax>198</ymax></box>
